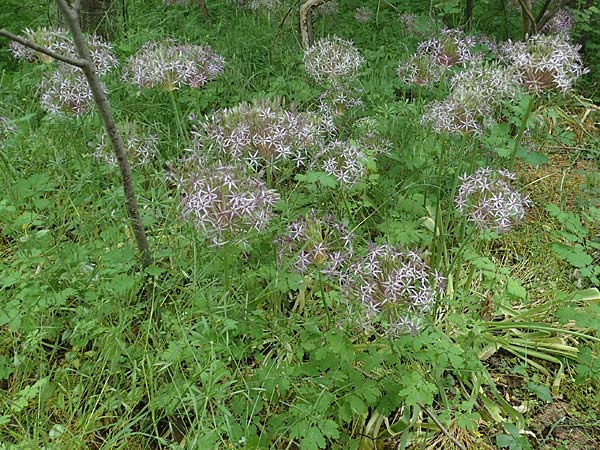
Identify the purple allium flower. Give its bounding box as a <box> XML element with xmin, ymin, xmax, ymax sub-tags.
<box><xmin>355</xmin><ymin>6</ymin><xmax>373</xmax><ymax>24</ymax></box>
<box><xmin>190</xmin><ymin>99</ymin><xmax>328</xmax><ymax>175</ymax></box>
<box><xmin>318</xmin><ymin>86</ymin><xmax>363</xmax><ymax>117</ymax></box>
<box><xmin>417</xmin><ymin>28</ymin><xmax>483</xmax><ymax>68</ymax></box>
<box><xmin>455</xmin><ymin>167</ymin><xmax>531</xmax><ymax>233</ymax></box>
<box><xmin>39</xmin><ymin>65</ymin><xmax>99</xmax><ymax>116</ymax></box>
<box><xmin>304</xmin><ymin>37</ymin><xmax>364</xmax><ymax>85</ymax></box>
<box><xmin>398</xmin><ymin>13</ymin><xmax>417</xmax><ymax>34</ymax></box>
<box><xmin>94</xmin><ymin>123</ymin><xmax>159</xmax><ymax>168</ymax></box>
<box><xmin>352</xmin><ymin>117</ymin><xmax>392</xmax><ymax>154</ymax></box>
<box><xmin>311</xmin><ymin>140</ymin><xmax>375</xmax><ymax>186</ymax></box>
<box><xmin>344</xmin><ymin>244</ymin><xmax>445</xmax><ymax>335</ymax></box>
<box><xmin>541</xmin><ymin>8</ymin><xmax>575</xmax><ymax>36</ymax></box>
<box><xmin>123</xmin><ymin>39</ymin><xmax>224</xmax><ymax>91</ymax></box>
<box><xmin>449</xmin><ymin>62</ymin><xmax>522</xmax><ymax>105</ymax></box>
<box><xmin>420</xmin><ymin>90</ymin><xmax>495</xmax><ymax>135</ymax></box>
<box><xmin>397</xmin><ymin>53</ymin><xmax>445</xmax><ymax>86</ymax></box>
<box><xmin>316</xmin><ymin>0</ymin><xmax>339</xmax><ymax>16</ymax></box>
<box><xmin>275</xmin><ymin>210</ymin><xmax>354</xmax><ymax>277</ymax></box>
<box><xmin>499</xmin><ymin>34</ymin><xmax>588</xmax><ymax>94</ymax></box>
<box><xmin>172</xmin><ymin>161</ymin><xmax>279</xmax><ymax>245</ymax></box>
<box><xmin>10</xmin><ymin>27</ymin><xmax>118</xmax><ymax>75</ymax></box>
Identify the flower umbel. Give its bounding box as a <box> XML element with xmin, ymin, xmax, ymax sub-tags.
<box><xmin>500</xmin><ymin>34</ymin><xmax>588</xmax><ymax>94</ymax></box>
<box><xmin>417</xmin><ymin>28</ymin><xmax>482</xmax><ymax>68</ymax></box>
<box><xmin>304</xmin><ymin>37</ymin><xmax>364</xmax><ymax>85</ymax></box>
<box><xmin>124</xmin><ymin>39</ymin><xmax>224</xmax><ymax>91</ymax></box>
<box><xmin>311</xmin><ymin>140</ymin><xmax>376</xmax><ymax>186</ymax></box>
<box><xmin>190</xmin><ymin>99</ymin><xmax>328</xmax><ymax>175</ymax></box>
<box><xmin>455</xmin><ymin>167</ymin><xmax>531</xmax><ymax>233</ymax></box>
<box><xmin>344</xmin><ymin>244</ymin><xmax>445</xmax><ymax>335</ymax></box>
<box><xmin>275</xmin><ymin>210</ymin><xmax>354</xmax><ymax>277</ymax></box>
<box><xmin>39</xmin><ymin>65</ymin><xmax>98</xmax><ymax>116</ymax></box>
<box><xmin>355</xmin><ymin>7</ymin><xmax>373</xmax><ymax>23</ymax></box>
<box><xmin>172</xmin><ymin>161</ymin><xmax>280</xmax><ymax>245</ymax></box>
<box><xmin>94</xmin><ymin>123</ymin><xmax>159</xmax><ymax>168</ymax></box>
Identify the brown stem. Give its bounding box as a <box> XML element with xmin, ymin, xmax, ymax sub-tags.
<box><xmin>55</xmin><ymin>0</ymin><xmax>152</xmax><ymax>267</ymax></box>
<box><xmin>197</xmin><ymin>0</ymin><xmax>210</xmax><ymax>21</ymax></box>
<box><xmin>465</xmin><ymin>0</ymin><xmax>474</xmax><ymax>31</ymax></box>
<box><xmin>299</xmin><ymin>0</ymin><xmax>329</xmax><ymax>49</ymax></box>
<box><xmin>0</xmin><ymin>29</ymin><xmax>86</xmax><ymax>67</ymax></box>
<box><xmin>516</xmin><ymin>0</ymin><xmax>537</xmax><ymax>36</ymax></box>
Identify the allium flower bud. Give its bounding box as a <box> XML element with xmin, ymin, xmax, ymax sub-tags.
<box><xmin>10</xmin><ymin>27</ymin><xmax>118</xmax><ymax>75</ymax></box>
<box><xmin>94</xmin><ymin>123</ymin><xmax>159</xmax><ymax>168</ymax></box>
<box><xmin>172</xmin><ymin>161</ymin><xmax>279</xmax><ymax>245</ymax></box>
<box><xmin>499</xmin><ymin>34</ymin><xmax>588</xmax><ymax>94</ymax></box>
<box><xmin>541</xmin><ymin>8</ymin><xmax>574</xmax><ymax>36</ymax></box>
<box><xmin>275</xmin><ymin>210</ymin><xmax>354</xmax><ymax>277</ymax></box>
<box><xmin>39</xmin><ymin>66</ymin><xmax>98</xmax><ymax>116</ymax></box>
<box><xmin>455</xmin><ymin>167</ymin><xmax>531</xmax><ymax>233</ymax></box>
<box><xmin>417</xmin><ymin>28</ymin><xmax>483</xmax><ymax>68</ymax></box>
<box><xmin>397</xmin><ymin>53</ymin><xmax>445</xmax><ymax>86</ymax></box>
<box><xmin>190</xmin><ymin>99</ymin><xmax>328</xmax><ymax>174</ymax></box>
<box><xmin>420</xmin><ymin>90</ymin><xmax>494</xmax><ymax>135</ymax></box>
<box><xmin>123</xmin><ymin>39</ymin><xmax>224</xmax><ymax>91</ymax></box>
<box><xmin>344</xmin><ymin>244</ymin><xmax>445</xmax><ymax>335</ymax></box>
<box><xmin>304</xmin><ymin>37</ymin><xmax>364</xmax><ymax>85</ymax></box>
<box><xmin>355</xmin><ymin>6</ymin><xmax>373</xmax><ymax>23</ymax></box>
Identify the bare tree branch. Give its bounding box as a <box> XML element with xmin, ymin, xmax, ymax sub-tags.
<box><xmin>55</xmin><ymin>0</ymin><xmax>153</xmax><ymax>267</ymax></box>
<box><xmin>299</xmin><ymin>0</ymin><xmax>329</xmax><ymax>49</ymax></box>
<box><xmin>516</xmin><ymin>0</ymin><xmax>538</xmax><ymax>35</ymax></box>
<box><xmin>0</xmin><ymin>29</ymin><xmax>87</xmax><ymax>67</ymax></box>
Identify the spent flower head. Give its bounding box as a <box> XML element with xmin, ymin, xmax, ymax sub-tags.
<box><xmin>172</xmin><ymin>160</ymin><xmax>279</xmax><ymax>245</ymax></box>
<box><xmin>417</xmin><ymin>28</ymin><xmax>483</xmax><ymax>68</ymax></box>
<box><xmin>455</xmin><ymin>167</ymin><xmax>531</xmax><ymax>233</ymax></box>
<box><xmin>10</xmin><ymin>27</ymin><xmax>118</xmax><ymax>74</ymax></box>
<box><xmin>123</xmin><ymin>39</ymin><xmax>224</xmax><ymax>91</ymax></box>
<box><xmin>500</xmin><ymin>34</ymin><xmax>588</xmax><ymax>94</ymax></box>
<box><xmin>316</xmin><ymin>0</ymin><xmax>339</xmax><ymax>16</ymax></box>
<box><xmin>190</xmin><ymin>99</ymin><xmax>329</xmax><ymax>175</ymax></box>
<box><xmin>355</xmin><ymin>6</ymin><xmax>373</xmax><ymax>23</ymax></box>
<box><xmin>94</xmin><ymin>123</ymin><xmax>159</xmax><ymax>168</ymax></box>
<box><xmin>304</xmin><ymin>36</ymin><xmax>364</xmax><ymax>85</ymax></box>
<box><xmin>344</xmin><ymin>244</ymin><xmax>445</xmax><ymax>335</ymax></box>
<box><xmin>275</xmin><ymin>210</ymin><xmax>354</xmax><ymax>277</ymax></box>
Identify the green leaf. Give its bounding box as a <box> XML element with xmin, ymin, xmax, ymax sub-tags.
<box><xmin>301</xmin><ymin>426</ymin><xmax>326</xmax><ymax>450</ymax></box>
<box><xmin>526</xmin><ymin>382</ymin><xmax>552</xmax><ymax>402</ymax></box>
<box><xmin>551</xmin><ymin>243</ymin><xmax>593</xmax><ymax>268</ymax></box>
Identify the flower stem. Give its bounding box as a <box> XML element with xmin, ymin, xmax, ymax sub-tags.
<box><xmin>168</xmin><ymin>88</ymin><xmax>185</xmax><ymax>142</ymax></box>
<box><xmin>510</xmin><ymin>95</ymin><xmax>535</xmax><ymax>169</ymax></box>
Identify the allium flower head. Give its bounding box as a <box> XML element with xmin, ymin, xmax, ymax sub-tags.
<box><xmin>94</xmin><ymin>123</ymin><xmax>159</xmax><ymax>168</ymax></box>
<box><xmin>397</xmin><ymin>53</ymin><xmax>445</xmax><ymax>86</ymax></box>
<box><xmin>304</xmin><ymin>37</ymin><xmax>364</xmax><ymax>85</ymax></box>
<box><xmin>10</xmin><ymin>27</ymin><xmax>118</xmax><ymax>75</ymax></box>
<box><xmin>0</xmin><ymin>116</ymin><xmax>16</xmax><ymax>146</ymax></box>
<box><xmin>500</xmin><ymin>34</ymin><xmax>588</xmax><ymax>94</ymax></box>
<box><xmin>455</xmin><ymin>167</ymin><xmax>531</xmax><ymax>233</ymax></box>
<box><xmin>190</xmin><ymin>99</ymin><xmax>327</xmax><ymax>174</ymax></box>
<box><xmin>318</xmin><ymin>86</ymin><xmax>363</xmax><ymax>117</ymax></box>
<box><xmin>417</xmin><ymin>28</ymin><xmax>482</xmax><ymax>68</ymax></box>
<box><xmin>541</xmin><ymin>9</ymin><xmax>575</xmax><ymax>36</ymax></box>
<box><xmin>420</xmin><ymin>90</ymin><xmax>494</xmax><ymax>135</ymax></box>
<box><xmin>172</xmin><ymin>161</ymin><xmax>279</xmax><ymax>245</ymax></box>
<box><xmin>275</xmin><ymin>210</ymin><xmax>354</xmax><ymax>277</ymax></box>
<box><xmin>248</xmin><ymin>0</ymin><xmax>283</xmax><ymax>12</ymax></box>
<box><xmin>39</xmin><ymin>66</ymin><xmax>98</xmax><ymax>116</ymax></box>
<box><xmin>355</xmin><ymin>6</ymin><xmax>373</xmax><ymax>23</ymax></box>
<box><xmin>123</xmin><ymin>39</ymin><xmax>224</xmax><ymax>91</ymax></box>
<box><xmin>352</xmin><ymin>117</ymin><xmax>392</xmax><ymax>154</ymax></box>
<box><xmin>344</xmin><ymin>244</ymin><xmax>445</xmax><ymax>335</ymax></box>
<box><xmin>316</xmin><ymin>0</ymin><xmax>339</xmax><ymax>16</ymax></box>
<box><xmin>449</xmin><ymin>62</ymin><xmax>522</xmax><ymax>105</ymax></box>
<box><xmin>311</xmin><ymin>140</ymin><xmax>374</xmax><ymax>186</ymax></box>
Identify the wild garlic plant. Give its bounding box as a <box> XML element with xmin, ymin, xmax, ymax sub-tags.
<box><xmin>189</xmin><ymin>99</ymin><xmax>329</xmax><ymax>183</ymax></box>
<box><xmin>343</xmin><ymin>244</ymin><xmax>446</xmax><ymax>336</ymax></box>
<box><xmin>94</xmin><ymin>123</ymin><xmax>159</xmax><ymax>168</ymax></box>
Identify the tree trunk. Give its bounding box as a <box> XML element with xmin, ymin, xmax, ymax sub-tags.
<box><xmin>299</xmin><ymin>0</ymin><xmax>328</xmax><ymax>49</ymax></box>
<box><xmin>465</xmin><ymin>0</ymin><xmax>474</xmax><ymax>30</ymax></box>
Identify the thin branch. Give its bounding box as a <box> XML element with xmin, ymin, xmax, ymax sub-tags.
<box><xmin>516</xmin><ymin>0</ymin><xmax>538</xmax><ymax>35</ymax></box>
<box><xmin>0</xmin><ymin>29</ymin><xmax>87</xmax><ymax>68</ymax></box>
<box><xmin>420</xmin><ymin>403</ymin><xmax>468</xmax><ymax>450</ymax></box>
<box><xmin>535</xmin><ymin>0</ymin><xmax>553</xmax><ymax>24</ymax></box>
<box><xmin>55</xmin><ymin>0</ymin><xmax>153</xmax><ymax>267</ymax></box>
